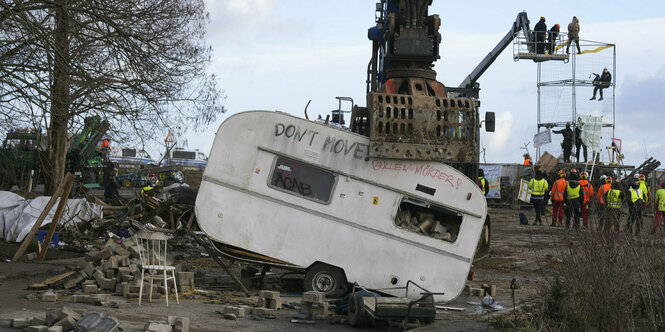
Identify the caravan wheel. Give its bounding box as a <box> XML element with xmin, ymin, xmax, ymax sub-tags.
<box><xmin>304</xmin><ymin>264</ymin><xmax>348</xmax><ymax>298</ymax></box>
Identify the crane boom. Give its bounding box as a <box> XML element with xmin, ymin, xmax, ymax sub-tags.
<box><xmin>459</xmin><ymin>12</ymin><xmax>531</xmax><ymax>90</ymax></box>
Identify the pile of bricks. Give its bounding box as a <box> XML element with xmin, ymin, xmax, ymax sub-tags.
<box><xmin>300</xmin><ymin>291</ymin><xmax>329</xmax><ymax>320</ymax></box>
<box><xmin>218</xmin><ymin>290</ymin><xmax>282</xmax><ymax>320</ymax></box>
<box><xmin>58</xmin><ymin>236</ymin><xmax>194</xmax><ymax>303</ymax></box>
<box><xmin>9</xmin><ymin>306</ymin><xmax>81</xmax><ymax>332</ymax></box>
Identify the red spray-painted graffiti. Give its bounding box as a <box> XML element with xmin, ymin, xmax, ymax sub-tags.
<box><xmin>371</xmin><ymin>160</ymin><xmax>463</xmax><ymax>190</ymax></box>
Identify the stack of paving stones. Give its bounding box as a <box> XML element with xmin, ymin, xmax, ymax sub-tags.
<box><xmin>9</xmin><ymin>306</ymin><xmax>81</xmax><ymax>332</ymax></box>
<box><xmin>300</xmin><ymin>291</ymin><xmax>329</xmax><ymax>320</ymax></box>
<box><xmin>219</xmin><ymin>290</ymin><xmax>281</xmax><ymax>320</ymax></box>
<box><xmin>58</xmin><ymin>236</ymin><xmax>195</xmax><ymax>304</ymax></box>
<box><xmin>144</xmin><ymin>316</ymin><xmax>190</xmax><ymax>332</ymax></box>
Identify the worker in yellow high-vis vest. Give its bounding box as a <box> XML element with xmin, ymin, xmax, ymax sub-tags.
<box><xmin>563</xmin><ymin>171</ymin><xmax>584</xmax><ymax>228</ymax></box>
<box><xmin>627</xmin><ymin>180</ymin><xmax>646</xmax><ymax>235</ymax></box>
<box><xmin>606</xmin><ymin>181</ymin><xmax>625</xmax><ymax>232</ymax></box>
<box><xmin>528</xmin><ymin>170</ymin><xmax>549</xmax><ymax>225</ymax></box>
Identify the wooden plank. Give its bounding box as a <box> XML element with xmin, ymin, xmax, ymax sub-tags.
<box><xmin>186</xmin><ymin>210</ymin><xmax>196</xmax><ymax>230</ymax></box>
<box><xmin>11</xmin><ymin>177</ymin><xmax>66</xmax><ymax>262</ymax></box>
<box><xmin>39</xmin><ymin>173</ymin><xmax>75</xmax><ymax>261</ymax></box>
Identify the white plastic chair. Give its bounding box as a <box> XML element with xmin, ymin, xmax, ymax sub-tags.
<box><xmin>135</xmin><ymin>230</ymin><xmax>179</xmax><ymax>306</ymax></box>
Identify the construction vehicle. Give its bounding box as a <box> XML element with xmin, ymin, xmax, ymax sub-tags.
<box><xmin>195</xmin><ymin>0</ymin><xmax>496</xmax><ymax>304</ymax></box>
<box><xmin>0</xmin><ymin>115</ymin><xmax>109</xmax><ymax>190</ymax></box>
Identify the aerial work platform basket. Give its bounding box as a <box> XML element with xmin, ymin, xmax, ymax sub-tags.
<box><xmin>513</xmin><ymin>32</ymin><xmax>570</xmax><ymax>62</ymax></box>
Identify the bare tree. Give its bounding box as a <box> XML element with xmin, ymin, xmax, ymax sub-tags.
<box><xmin>0</xmin><ymin>0</ymin><xmax>224</xmax><ymax>193</ymax></box>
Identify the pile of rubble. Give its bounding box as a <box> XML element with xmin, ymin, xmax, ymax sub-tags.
<box><xmin>49</xmin><ymin>235</ymin><xmax>194</xmax><ymax>303</ymax></box>
<box><xmin>9</xmin><ymin>306</ymin><xmax>119</xmax><ymax>332</ymax></box>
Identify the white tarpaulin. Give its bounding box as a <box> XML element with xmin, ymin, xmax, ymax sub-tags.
<box><xmin>0</xmin><ymin>191</ymin><xmax>103</xmax><ymax>243</ymax></box>
<box><xmin>577</xmin><ymin>115</ymin><xmax>603</xmax><ymax>151</ymax></box>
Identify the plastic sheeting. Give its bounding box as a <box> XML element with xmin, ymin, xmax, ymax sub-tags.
<box><xmin>0</xmin><ymin>191</ymin><xmax>103</xmax><ymax>243</ymax></box>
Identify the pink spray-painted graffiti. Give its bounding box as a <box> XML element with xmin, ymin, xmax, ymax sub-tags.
<box><xmin>371</xmin><ymin>160</ymin><xmax>463</xmax><ymax>190</ymax></box>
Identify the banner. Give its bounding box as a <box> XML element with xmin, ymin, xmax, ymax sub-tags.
<box><xmin>517</xmin><ymin>179</ymin><xmax>531</xmax><ymax>203</ymax></box>
<box><xmin>533</xmin><ymin>129</ymin><xmax>552</xmax><ymax>149</ymax></box>
<box><xmin>577</xmin><ymin>115</ymin><xmax>603</xmax><ymax>151</ymax></box>
<box><xmin>479</xmin><ymin>165</ymin><xmax>502</xmax><ymax>199</ymax></box>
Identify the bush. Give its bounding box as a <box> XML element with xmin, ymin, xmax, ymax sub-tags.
<box><xmin>537</xmin><ymin>232</ymin><xmax>665</xmax><ymax>331</ymax></box>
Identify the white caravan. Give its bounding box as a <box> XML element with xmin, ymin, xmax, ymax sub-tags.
<box><xmin>195</xmin><ymin>111</ymin><xmax>487</xmax><ymax>302</ymax></box>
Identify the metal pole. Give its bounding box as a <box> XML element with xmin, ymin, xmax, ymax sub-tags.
<box><xmin>612</xmin><ymin>45</ymin><xmax>616</xmax><ymax>138</ymax></box>
<box><xmin>571</xmin><ymin>52</ymin><xmax>577</xmax><ymax>160</ymax></box>
<box><xmin>537</xmin><ymin>62</ymin><xmax>541</xmax><ymax>161</ymax></box>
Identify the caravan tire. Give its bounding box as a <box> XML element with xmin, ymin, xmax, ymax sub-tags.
<box><xmin>304</xmin><ymin>264</ymin><xmax>348</xmax><ymax>298</ymax></box>
<box><xmin>348</xmin><ymin>292</ymin><xmax>366</xmax><ymax>327</ymax></box>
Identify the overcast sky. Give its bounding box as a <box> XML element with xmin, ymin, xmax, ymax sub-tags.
<box><xmin>177</xmin><ymin>0</ymin><xmax>665</xmax><ymax>167</ymax></box>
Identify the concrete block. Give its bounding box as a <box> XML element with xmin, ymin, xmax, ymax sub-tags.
<box><xmin>117</xmin><ymin>267</ymin><xmax>131</xmax><ymax>276</ymax></box>
<box><xmin>257</xmin><ymin>297</ymin><xmax>265</xmax><ymax>307</ymax></box>
<box><xmin>46</xmin><ymin>308</ymin><xmax>60</xmax><ymax>325</ymax></box>
<box><xmin>122</xmin><ymin>282</ymin><xmax>130</xmax><ymax>297</ymax></box>
<box><xmin>222</xmin><ymin>313</ymin><xmax>236</xmax><ymax>320</ymax></box>
<box><xmin>253</xmin><ymin>307</ymin><xmax>275</xmax><ymax>317</ymax></box>
<box><xmin>174</xmin><ymin>317</ymin><xmax>190</xmax><ymax>332</ymax></box>
<box><xmin>106</xmin><ymin>269</ymin><xmax>116</xmax><ymax>279</ymax></box>
<box><xmin>41</xmin><ymin>292</ymin><xmax>57</xmax><ymax>302</ymax></box>
<box><xmin>167</xmin><ymin>316</ymin><xmax>177</xmax><ymax>325</ymax></box>
<box><xmin>100</xmin><ymin>278</ymin><xmax>116</xmax><ymax>291</ymax></box>
<box><xmin>490</xmin><ymin>285</ymin><xmax>497</xmax><ymax>297</ymax></box>
<box><xmin>129</xmin><ymin>263</ymin><xmax>140</xmax><ymax>275</ymax></box>
<box><xmin>85</xmin><ymin>250</ymin><xmax>100</xmax><ymax>262</ymax></box>
<box><xmin>53</xmin><ymin>316</ymin><xmax>75</xmax><ymax>331</ymax></box>
<box><xmin>11</xmin><ymin>318</ymin><xmax>32</xmax><ymax>328</ymax></box>
<box><xmin>114</xmin><ymin>246</ymin><xmax>130</xmax><ymax>257</ymax></box>
<box><xmin>115</xmin><ymin>283</ymin><xmax>123</xmax><ymax>294</ymax></box>
<box><xmin>311</xmin><ymin>302</ymin><xmax>329</xmax><ymax>319</ymax></box>
<box><xmin>144</xmin><ymin>322</ymin><xmax>172</xmax><ymax>332</ymax></box>
<box><xmin>224</xmin><ymin>306</ymin><xmax>246</xmax><ymax>318</ymax></box>
<box><xmin>121</xmin><ymin>274</ymin><xmax>134</xmax><ymax>282</ymax></box>
<box><xmin>110</xmin><ymin>301</ymin><xmax>131</xmax><ymax>309</ymax></box>
<box><xmin>176</xmin><ymin>272</ymin><xmax>194</xmax><ymax>281</ymax></box>
<box><xmin>26</xmin><ymin>325</ymin><xmax>49</xmax><ymax>332</ymax></box>
<box><xmin>58</xmin><ymin>306</ymin><xmax>80</xmax><ymax>321</ymax></box>
<box><xmin>83</xmin><ymin>279</ymin><xmax>96</xmax><ymax>285</ymax></box>
<box><xmin>93</xmin><ymin>270</ymin><xmax>105</xmax><ymax>284</ymax></box>
<box><xmin>100</xmin><ymin>248</ymin><xmax>113</xmax><ymax>260</ymax></box>
<box><xmin>63</xmin><ymin>278</ymin><xmax>80</xmax><ymax>289</ymax></box>
<box><xmin>89</xmin><ymin>294</ymin><xmax>111</xmax><ymax>303</ymax></box>
<box><xmin>84</xmin><ymin>284</ymin><xmax>98</xmax><ymax>294</ymax></box>
<box><xmin>266</xmin><ymin>298</ymin><xmax>282</xmax><ymax>310</ymax></box>
<box><xmin>179</xmin><ymin>285</ymin><xmax>192</xmax><ymax>292</ymax></box>
<box><xmin>302</xmin><ymin>291</ymin><xmax>324</xmax><ymax>304</ymax></box>
<box><xmin>258</xmin><ymin>290</ymin><xmax>280</xmax><ymax>299</ymax></box>
<box><xmin>30</xmin><ymin>317</ymin><xmax>46</xmax><ymax>326</ymax></box>
<box><xmin>118</xmin><ymin>256</ymin><xmax>131</xmax><ymax>267</ymax></box>
<box><xmin>83</xmin><ymin>264</ymin><xmax>95</xmax><ymax>277</ymax></box>
<box><xmin>47</xmin><ymin>326</ymin><xmax>63</xmax><ymax>332</ymax></box>
<box><xmin>73</xmin><ymin>295</ymin><xmax>89</xmax><ymax>303</ymax></box>
<box><xmin>26</xmin><ymin>252</ymin><xmax>37</xmax><ymax>261</ymax></box>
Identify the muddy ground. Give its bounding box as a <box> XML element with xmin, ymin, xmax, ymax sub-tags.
<box><xmin>0</xmin><ymin>205</ymin><xmax>571</xmax><ymax>331</ymax></box>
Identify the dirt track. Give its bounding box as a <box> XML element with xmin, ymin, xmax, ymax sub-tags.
<box><xmin>0</xmin><ymin>206</ymin><xmax>570</xmax><ymax>331</ymax></box>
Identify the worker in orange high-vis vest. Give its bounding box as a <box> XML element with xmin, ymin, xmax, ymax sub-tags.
<box><xmin>596</xmin><ymin>176</ymin><xmax>613</xmax><ymax>230</ymax></box>
<box><xmin>579</xmin><ymin>172</ymin><xmax>594</xmax><ymax>228</ymax></box>
<box><xmin>550</xmin><ymin>170</ymin><xmax>568</xmax><ymax>226</ymax></box>
<box><xmin>523</xmin><ymin>153</ymin><xmax>532</xmax><ymax>166</ymax></box>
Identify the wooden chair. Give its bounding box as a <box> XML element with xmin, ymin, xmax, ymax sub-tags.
<box><xmin>135</xmin><ymin>230</ymin><xmax>179</xmax><ymax>306</ymax></box>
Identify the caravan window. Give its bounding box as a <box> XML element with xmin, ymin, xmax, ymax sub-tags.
<box><xmin>173</xmin><ymin>150</ymin><xmax>196</xmax><ymax>160</ymax></box>
<box><xmin>394</xmin><ymin>197</ymin><xmax>463</xmax><ymax>243</ymax></box>
<box><xmin>269</xmin><ymin>156</ymin><xmax>336</xmax><ymax>204</ymax></box>
<box><xmin>197</xmin><ymin>152</ymin><xmax>208</xmax><ymax>161</ymax></box>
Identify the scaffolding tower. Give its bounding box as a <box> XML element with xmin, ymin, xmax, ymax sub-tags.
<box><xmin>534</xmin><ymin>38</ymin><xmax>616</xmax><ymax>164</ymax></box>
